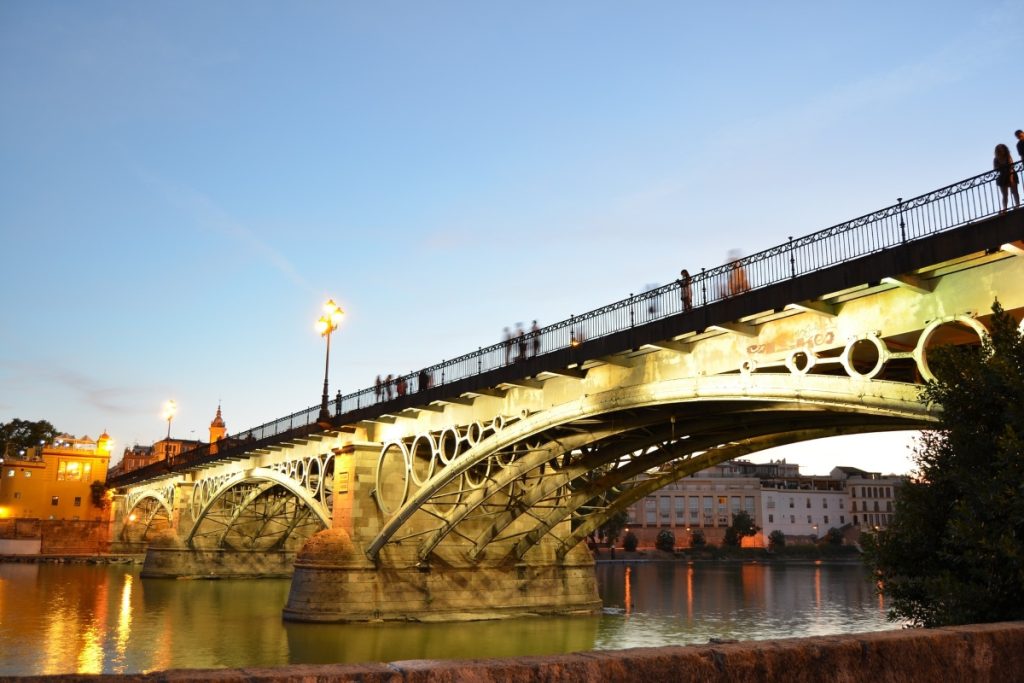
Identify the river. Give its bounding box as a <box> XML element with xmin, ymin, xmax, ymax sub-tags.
<box><xmin>0</xmin><ymin>560</ymin><xmax>896</xmax><ymax>676</ymax></box>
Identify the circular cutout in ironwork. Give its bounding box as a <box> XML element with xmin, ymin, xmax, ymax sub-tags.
<box><xmin>840</xmin><ymin>334</ymin><xmax>886</xmax><ymax>379</ymax></box>
<box><xmin>374</xmin><ymin>442</ymin><xmax>410</xmax><ymax>516</ymax></box>
<box><xmin>913</xmin><ymin>315</ymin><xmax>989</xmax><ymax>382</ymax></box>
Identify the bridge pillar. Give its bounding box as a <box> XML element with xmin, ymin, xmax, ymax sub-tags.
<box><xmin>170</xmin><ymin>482</ymin><xmax>196</xmax><ymax>541</ymax></box>
<box><xmin>285</xmin><ymin>441</ymin><xmax>600</xmax><ymax>622</ymax></box>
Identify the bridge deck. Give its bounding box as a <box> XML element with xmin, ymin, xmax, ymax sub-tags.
<box><xmin>109</xmin><ymin>171</ymin><xmax>1024</xmax><ymax>489</ymax></box>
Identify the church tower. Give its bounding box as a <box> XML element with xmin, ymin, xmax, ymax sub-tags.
<box><xmin>209</xmin><ymin>404</ymin><xmax>226</xmax><ymax>444</ymax></box>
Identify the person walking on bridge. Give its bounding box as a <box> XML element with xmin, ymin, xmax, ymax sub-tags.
<box><xmin>994</xmin><ymin>143</ymin><xmax>1020</xmax><ymax>212</ymax></box>
<box><xmin>1015</xmin><ymin>130</ymin><xmax>1024</xmax><ymax>165</ymax></box>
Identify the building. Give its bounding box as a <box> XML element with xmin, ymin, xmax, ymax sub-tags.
<box><xmin>0</xmin><ymin>432</ymin><xmax>113</xmax><ymax>520</ymax></box>
<box><xmin>107</xmin><ymin>405</ymin><xmax>227</xmax><ymax>477</ymax></box>
<box><xmin>624</xmin><ymin>459</ymin><xmax>904</xmax><ymax>549</ymax></box>
<box><xmin>831</xmin><ymin>466</ymin><xmax>903</xmax><ymax>531</ymax></box>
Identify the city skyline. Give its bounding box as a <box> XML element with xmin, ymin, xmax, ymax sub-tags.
<box><xmin>1</xmin><ymin>2</ymin><xmax>1016</xmax><ymax>475</ymax></box>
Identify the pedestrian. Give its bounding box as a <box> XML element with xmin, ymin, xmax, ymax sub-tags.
<box><xmin>679</xmin><ymin>269</ymin><xmax>692</xmax><ymax>312</ymax></box>
<box><xmin>516</xmin><ymin>323</ymin><xmax>526</xmax><ymax>361</ymax></box>
<box><xmin>994</xmin><ymin>143</ymin><xmax>1020</xmax><ymax>213</ymax></box>
<box><xmin>397</xmin><ymin>376</ymin><xmax>406</xmax><ymax>396</ymax></box>
<box><xmin>374</xmin><ymin>375</ymin><xmax>382</xmax><ymax>401</ymax></box>
<box><xmin>531</xmin><ymin>320</ymin><xmax>541</xmax><ymax>357</ymax></box>
<box><xmin>335</xmin><ymin>390</ymin><xmax>342</xmax><ymax>416</ymax></box>
<box><xmin>384</xmin><ymin>374</ymin><xmax>393</xmax><ymax>400</ymax></box>
<box><xmin>1015</xmin><ymin>130</ymin><xmax>1024</xmax><ymax>164</ymax></box>
<box><xmin>503</xmin><ymin>327</ymin><xmax>512</xmax><ymax>365</ymax></box>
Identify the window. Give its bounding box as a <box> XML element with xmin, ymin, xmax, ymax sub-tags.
<box><xmin>806</xmin><ymin>498</ymin><xmax>811</xmax><ymax>508</ymax></box>
<box><xmin>807</xmin><ymin>515</ymin><xmax>813</xmax><ymax>523</ymax></box>
<box><xmin>744</xmin><ymin>496</ymin><xmax>755</xmax><ymax>516</ymax></box>
<box><xmin>675</xmin><ymin>497</ymin><xmax>686</xmax><ymax>524</ymax></box>
<box><xmin>6</xmin><ymin>469</ymin><xmax>13</xmax><ymax>477</ymax></box>
<box><xmin>74</xmin><ymin>497</ymin><xmax>82</xmax><ymax>507</ymax></box>
<box><xmin>730</xmin><ymin>496</ymin><xmax>741</xmax><ymax>514</ymax></box>
<box><xmin>13</xmin><ymin>492</ymin><xmax>21</xmax><ymax>499</ymax></box>
<box><xmin>789</xmin><ymin>515</ymin><xmax>795</xmax><ymax>524</ymax></box>
<box><xmin>766</xmin><ymin>496</ymin><xmax>776</xmax><ymax>509</ymax></box>
<box><xmin>839</xmin><ymin>499</ymin><xmax>845</xmax><ymax>509</ymax></box>
<box><xmin>57</xmin><ymin>460</ymin><xmax>83</xmax><ymax>481</ymax></box>
<box><xmin>51</xmin><ymin>496</ymin><xmax>59</xmax><ymax>506</ymax></box>
<box><xmin>788</xmin><ymin>497</ymin><xmax>795</xmax><ymax>508</ymax></box>
<box><xmin>659</xmin><ymin>496</ymin><xmax>671</xmax><ymax>523</ymax></box>
<box><xmin>874</xmin><ymin>501</ymin><xmax>880</xmax><ymax>512</ymax></box>
<box><xmin>645</xmin><ymin>498</ymin><xmax>657</xmax><ymax>525</ymax></box>
<box><xmin>840</xmin><ymin>515</ymin><xmax>845</xmax><ymax>524</ymax></box>
<box><xmin>23</xmin><ymin>471</ymin><xmax>31</xmax><ymax>478</ymax></box>
<box><xmin>851</xmin><ymin>487</ymin><xmax>857</xmax><ymax>498</ymax></box>
<box><xmin>824</xmin><ymin>515</ymin><xmax>829</xmax><ymax>524</ymax></box>
<box><xmin>822</xmin><ymin>498</ymin><xmax>828</xmax><ymax>509</ymax></box>
<box><xmin>768</xmin><ymin>514</ymin><xmax>774</xmax><ymax>523</ymax></box>
<box><xmin>703</xmin><ymin>497</ymin><xmax>714</xmax><ymax>527</ymax></box>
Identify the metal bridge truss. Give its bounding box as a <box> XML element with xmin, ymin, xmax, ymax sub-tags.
<box><xmin>364</xmin><ymin>317</ymin><xmax>999</xmax><ymax>564</ymax></box>
<box><xmin>121</xmin><ymin>484</ymin><xmax>175</xmax><ymax>543</ymax></box>
<box><xmin>184</xmin><ymin>454</ymin><xmax>335</xmax><ymax>551</ymax></box>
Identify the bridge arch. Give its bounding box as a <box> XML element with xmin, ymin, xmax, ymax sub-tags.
<box><xmin>185</xmin><ymin>467</ymin><xmax>331</xmax><ymax>551</ymax></box>
<box><xmin>367</xmin><ymin>373</ymin><xmax>937</xmax><ymax>561</ymax></box>
<box><xmin>120</xmin><ymin>489</ymin><xmax>174</xmax><ymax>543</ymax></box>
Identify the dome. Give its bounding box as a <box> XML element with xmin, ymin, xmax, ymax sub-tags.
<box><xmin>210</xmin><ymin>405</ymin><xmax>225</xmax><ymax>428</ymax></box>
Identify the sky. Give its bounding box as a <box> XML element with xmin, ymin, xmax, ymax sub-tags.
<box><xmin>1</xmin><ymin>1</ymin><xmax>1019</xmax><ymax>475</ymax></box>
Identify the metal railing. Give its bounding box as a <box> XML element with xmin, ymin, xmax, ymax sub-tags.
<box><xmin>113</xmin><ymin>163</ymin><xmax>1020</xmax><ymax>484</ymax></box>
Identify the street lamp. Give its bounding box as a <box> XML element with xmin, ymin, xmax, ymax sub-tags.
<box><xmin>162</xmin><ymin>399</ymin><xmax>177</xmax><ymax>440</ymax></box>
<box><xmin>315</xmin><ymin>298</ymin><xmax>344</xmax><ymax>421</ymax></box>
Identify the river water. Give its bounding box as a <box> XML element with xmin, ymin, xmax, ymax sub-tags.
<box><xmin>0</xmin><ymin>560</ymin><xmax>896</xmax><ymax>676</ymax></box>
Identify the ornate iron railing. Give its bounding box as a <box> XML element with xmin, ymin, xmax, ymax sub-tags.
<box><xmin>112</xmin><ymin>163</ymin><xmax>1020</xmax><ymax>485</ymax></box>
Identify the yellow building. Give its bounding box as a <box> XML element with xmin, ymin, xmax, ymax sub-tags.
<box><xmin>0</xmin><ymin>432</ymin><xmax>112</xmax><ymax>521</ymax></box>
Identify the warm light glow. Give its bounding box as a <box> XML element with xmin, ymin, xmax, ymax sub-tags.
<box><xmin>161</xmin><ymin>399</ymin><xmax>177</xmax><ymax>422</ymax></box>
<box><xmin>128</xmin><ymin>513</ymin><xmax>137</xmax><ymax>522</ymax></box>
<box><xmin>316</xmin><ymin>298</ymin><xmax>345</xmax><ymax>337</ymax></box>
<box><xmin>0</xmin><ymin>506</ymin><xmax>8</xmax><ymax>518</ymax></box>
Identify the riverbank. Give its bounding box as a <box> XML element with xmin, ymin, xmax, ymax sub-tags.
<box><xmin>6</xmin><ymin>621</ymin><xmax>1022</xmax><ymax>682</ymax></box>
<box><xmin>0</xmin><ymin>553</ymin><xmax>144</xmax><ymax>565</ymax></box>
<box><xmin>593</xmin><ymin>545</ymin><xmax>864</xmax><ymax>563</ymax></box>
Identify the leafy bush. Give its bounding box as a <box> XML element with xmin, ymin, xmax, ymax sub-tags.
<box><xmin>622</xmin><ymin>531</ymin><xmax>638</xmax><ymax>552</ymax></box>
<box><xmin>768</xmin><ymin>529</ymin><xmax>786</xmax><ymax>550</ymax></box>
<box><xmin>655</xmin><ymin>529</ymin><xmax>675</xmax><ymax>552</ymax></box>
<box><xmin>690</xmin><ymin>529</ymin><xmax>706</xmax><ymax>548</ymax></box>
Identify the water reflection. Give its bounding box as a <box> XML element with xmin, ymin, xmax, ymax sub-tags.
<box><xmin>0</xmin><ymin>561</ymin><xmax>896</xmax><ymax>676</ymax></box>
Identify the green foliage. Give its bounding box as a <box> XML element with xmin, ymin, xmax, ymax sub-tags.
<box><xmin>89</xmin><ymin>481</ymin><xmax>108</xmax><ymax>509</ymax></box>
<box><xmin>825</xmin><ymin>527</ymin><xmax>844</xmax><ymax>545</ymax></box>
<box><xmin>690</xmin><ymin>529</ymin><xmax>706</xmax><ymax>548</ymax></box>
<box><xmin>655</xmin><ymin>529</ymin><xmax>675</xmax><ymax>552</ymax></box>
<box><xmin>866</xmin><ymin>302</ymin><xmax>1024</xmax><ymax>627</ymax></box>
<box><xmin>598</xmin><ymin>510</ymin><xmax>629</xmax><ymax>545</ymax></box>
<box><xmin>0</xmin><ymin>419</ymin><xmax>58</xmax><ymax>457</ymax></box>
<box><xmin>724</xmin><ymin>510</ymin><xmax>760</xmax><ymax>547</ymax></box>
<box><xmin>768</xmin><ymin>529</ymin><xmax>786</xmax><ymax>550</ymax></box>
<box><xmin>622</xmin><ymin>531</ymin><xmax>638</xmax><ymax>552</ymax></box>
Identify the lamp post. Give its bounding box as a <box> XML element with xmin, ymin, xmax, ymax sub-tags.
<box><xmin>316</xmin><ymin>298</ymin><xmax>344</xmax><ymax>422</ymax></box>
<box><xmin>162</xmin><ymin>399</ymin><xmax>177</xmax><ymax>440</ymax></box>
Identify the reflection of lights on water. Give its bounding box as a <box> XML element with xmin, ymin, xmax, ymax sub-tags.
<box><xmin>814</xmin><ymin>568</ymin><xmax>822</xmax><ymax>609</ymax></box>
<box><xmin>624</xmin><ymin>566</ymin><xmax>632</xmax><ymax>616</ymax></box>
<box><xmin>77</xmin><ymin>624</ymin><xmax>104</xmax><ymax>674</ymax></box>
<box><xmin>116</xmin><ymin>574</ymin><xmax>134</xmax><ymax>663</ymax></box>
<box><xmin>686</xmin><ymin>565</ymin><xmax>694</xmax><ymax>621</ymax></box>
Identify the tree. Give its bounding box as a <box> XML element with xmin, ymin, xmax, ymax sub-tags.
<box><xmin>768</xmin><ymin>529</ymin><xmax>786</xmax><ymax>551</ymax></box>
<box><xmin>690</xmin><ymin>529</ymin><xmax>706</xmax><ymax>548</ymax></box>
<box><xmin>655</xmin><ymin>529</ymin><xmax>675</xmax><ymax>552</ymax></box>
<box><xmin>622</xmin><ymin>531</ymin><xmax>638</xmax><ymax>552</ymax></box>
<box><xmin>90</xmin><ymin>481</ymin><xmax>108</xmax><ymax>510</ymax></box>
<box><xmin>598</xmin><ymin>510</ymin><xmax>628</xmax><ymax>547</ymax></box>
<box><xmin>825</xmin><ymin>527</ymin><xmax>844</xmax><ymax>545</ymax></box>
<box><xmin>724</xmin><ymin>510</ymin><xmax>760</xmax><ymax>547</ymax></box>
<box><xmin>866</xmin><ymin>302</ymin><xmax>1024</xmax><ymax>627</ymax></box>
<box><xmin>0</xmin><ymin>419</ymin><xmax>59</xmax><ymax>457</ymax></box>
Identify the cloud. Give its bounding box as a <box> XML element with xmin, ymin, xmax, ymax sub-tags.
<box><xmin>0</xmin><ymin>359</ymin><xmax>154</xmax><ymax>415</ymax></box>
<box><xmin>134</xmin><ymin>168</ymin><xmax>317</xmax><ymax>293</ymax></box>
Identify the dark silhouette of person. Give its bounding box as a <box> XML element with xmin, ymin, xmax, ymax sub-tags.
<box><xmin>679</xmin><ymin>269</ymin><xmax>692</xmax><ymax>312</ymax></box>
<box><xmin>503</xmin><ymin>327</ymin><xmax>512</xmax><ymax>365</ymax></box>
<box><xmin>516</xmin><ymin>324</ymin><xmax>526</xmax><ymax>361</ymax></box>
<box><xmin>384</xmin><ymin>374</ymin><xmax>393</xmax><ymax>400</ymax></box>
<box><xmin>1015</xmin><ymin>130</ymin><xmax>1024</xmax><ymax>166</ymax></box>
<box><xmin>375</xmin><ymin>375</ymin><xmax>382</xmax><ymax>401</ymax></box>
<box><xmin>335</xmin><ymin>390</ymin><xmax>342</xmax><ymax>416</ymax></box>
<box><xmin>531</xmin><ymin>320</ymin><xmax>541</xmax><ymax>357</ymax></box>
<box><xmin>397</xmin><ymin>376</ymin><xmax>406</xmax><ymax>396</ymax></box>
<box><xmin>994</xmin><ymin>143</ymin><xmax>1020</xmax><ymax>212</ymax></box>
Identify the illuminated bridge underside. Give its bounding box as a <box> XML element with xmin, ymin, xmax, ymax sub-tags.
<box><xmin>369</xmin><ymin>373</ymin><xmax>932</xmax><ymax>565</ymax></box>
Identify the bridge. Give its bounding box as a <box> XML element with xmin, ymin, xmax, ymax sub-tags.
<box><xmin>109</xmin><ymin>165</ymin><xmax>1024</xmax><ymax>622</ymax></box>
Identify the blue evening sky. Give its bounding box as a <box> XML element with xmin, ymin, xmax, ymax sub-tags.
<box><xmin>1</xmin><ymin>2</ymin><xmax>1019</xmax><ymax>473</ymax></box>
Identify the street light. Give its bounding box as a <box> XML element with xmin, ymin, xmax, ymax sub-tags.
<box><xmin>162</xmin><ymin>399</ymin><xmax>177</xmax><ymax>440</ymax></box>
<box><xmin>315</xmin><ymin>298</ymin><xmax>345</xmax><ymax>421</ymax></box>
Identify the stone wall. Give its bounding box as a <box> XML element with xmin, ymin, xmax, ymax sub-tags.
<box><xmin>141</xmin><ymin>548</ymin><xmax>296</xmax><ymax>579</ymax></box>
<box><xmin>0</xmin><ymin>518</ymin><xmax>112</xmax><ymax>554</ymax></box>
<box><xmin>7</xmin><ymin>621</ymin><xmax>1024</xmax><ymax>682</ymax></box>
